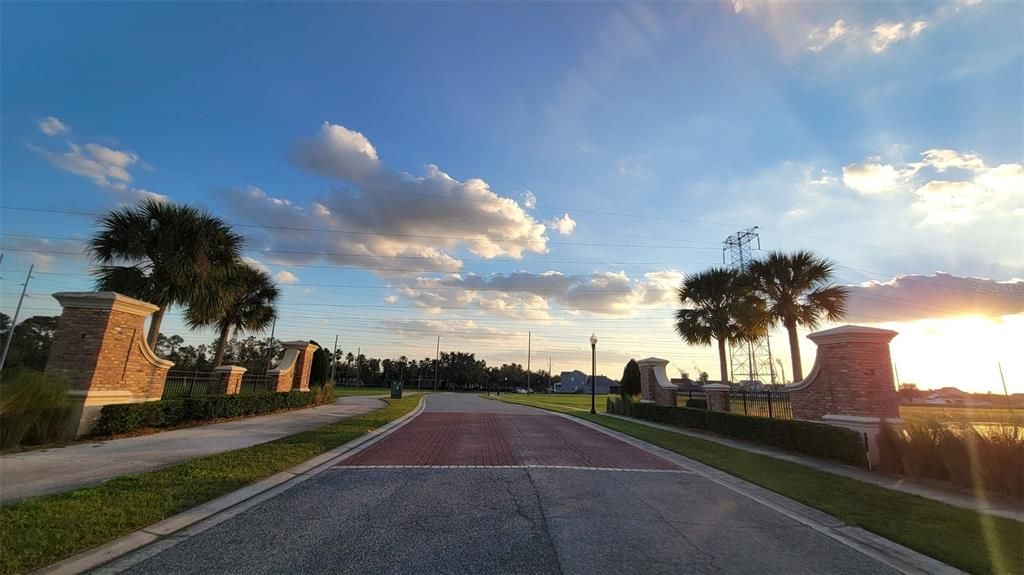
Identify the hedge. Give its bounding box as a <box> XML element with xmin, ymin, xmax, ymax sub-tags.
<box><xmin>685</xmin><ymin>398</ymin><xmax>707</xmax><ymax>410</ymax></box>
<box><xmin>607</xmin><ymin>396</ymin><xmax>868</xmax><ymax>468</ymax></box>
<box><xmin>93</xmin><ymin>390</ymin><xmax>326</xmax><ymax>436</ymax></box>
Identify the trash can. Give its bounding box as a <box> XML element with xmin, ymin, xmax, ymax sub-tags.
<box><xmin>390</xmin><ymin>380</ymin><xmax>403</xmax><ymax>399</ymax></box>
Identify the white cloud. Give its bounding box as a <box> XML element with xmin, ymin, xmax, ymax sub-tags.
<box><xmin>522</xmin><ymin>190</ymin><xmax>537</xmax><ymax>209</ymax></box>
<box><xmin>224</xmin><ymin>123</ymin><xmax>564</xmax><ymax>274</ymax></box>
<box><xmin>841</xmin><ymin>162</ymin><xmax>911</xmax><ymax>194</ymax></box>
<box><xmin>870</xmin><ymin>20</ymin><xmax>928</xmax><ymax>53</ymax></box>
<box><xmin>383</xmin><ymin>295</ymin><xmax>399</xmax><ymax>304</ymax></box>
<box><xmin>242</xmin><ymin>257</ymin><xmax>270</xmax><ymax>273</ymax></box>
<box><xmin>921</xmin><ymin>149</ymin><xmax>985</xmax><ymax>172</ymax></box>
<box><xmin>0</xmin><ymin>237</ymin><xmax>85</xmax><ymax>272</ymax></box>
<box><xmin>274</xmin><ymin>270</ymin><xmax>299</xmax><ymax>284</ymax></box>
<box><xmin>393</xmin><ymin>269</ymin><xmax>683</xmax><ymax>318</ymax></box>
<box><xmin>807</xmin><ymin>20</ymin><xmax>849</xmax><ymax>52</ymax></box>
<box><xmin>38</xmin><ymin>116</ymin><xmax>70</xmax><ymax>136</ymax></box>
<box><xmin>545</xmin><ymin>213</ymin><xmax>577</xmax><ymax>236</ymax></box>
<box><xmin>29</xmin><ymin>137</ymin><xmax>165</xmax><ymax>204</ymax></box>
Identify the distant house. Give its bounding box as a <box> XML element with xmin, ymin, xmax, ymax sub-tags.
<box><xmin>556</xmin><ymin>370</ymin><xmax>617</xmax><ymax>394</ymax></box>
<box><xmin>919</xmin><ymin>387</ymin><xmax>995</xmax><ymax>406</ymax></box>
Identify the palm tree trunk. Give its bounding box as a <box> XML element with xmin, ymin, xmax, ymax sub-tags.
<box><xmin>146</xmin><ymin>307</ymin><xmax>165</xmax><ymax>350</ymax></box>
<box><xmin>787</xmin><ymin>322</ymin><xmax>803</xmax><ymax>381</ymax></box>
<box><xmin>213</xmin><ymin>323</ymin><xmax>231</xmax><ymax>367</ymax></box>
<box><xmin>717</xmin><ymin>337</ymin><xmax>729</xmax><ymax>384</ymax></box>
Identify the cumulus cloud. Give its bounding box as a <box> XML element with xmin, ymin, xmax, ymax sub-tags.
<box><xmin>274</xmin><ymin>270</ymin><xmax>299</xmax><ymax>284</ymax></box>
<box><xmin>223</xmin><ymin>123</ymin><xmax>564</xmax><ymax>275</ymax></box>
<box><xmin>242</xmin><ymin>257</ymin><xmax>270</xmax><ymax>274</ymax></box>
<box><xmin>29</xmin><ymin>138</ymin><xmax>165</xmax><ymax>204</ymax></box>
<box><xmin>545</xmin><ymin>213</ymin><xmax>577</xmax><ymax>236</ymax></box>
<box><xmin>845</xmin><ymin>273</ymin><xmax>1024</xmax><ymax>323</ymax></box>
<box><xmin>38</xmin><ymin>116</ymin><xmax>70</xmax><ymax>136</ymax></box>
<box><xmin>838</xmin><ymin>148</ymin><xmax>1022</xmax><ymax>228</ymax></box>
<box><xmin>841</xmin><ymin>162</ymin><xmax>911</xmax><ymax>195</ymax></box>
<box><xmin>393</xmin><ymin>269</ymin><xmax>683</xmax><ymax>318</ymax></box>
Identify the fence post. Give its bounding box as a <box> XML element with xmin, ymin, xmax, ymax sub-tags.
<box><xmin>704</xmin><ymin>383</ymin><xmax>730</xmax><ymax>412</ymax></box>
<box><xmin>767</xmin><ymin>392</ymin><xmax>773</xmax><ymax>419</ymax></box>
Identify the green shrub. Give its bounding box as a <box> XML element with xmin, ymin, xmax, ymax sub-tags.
<box><xmin>93</xmin><ymin>389</ymin><xmax>329</xmax><ymax>436</ymax></box>
<box><xmin>0</xmin><ymin>369</ymin><xmax>71</xmax><ymax>449</ymax></box>
<box><xmin>620</xmin><ymin>360</ymin><xmax>641</xmax><ymax>398</ymax></box>
<box><xmin>685</xmin><ymin>398</ymin><xmax>707</xmax><ymax>410</ymax></box>
<box><xmin>608</xmin><ymin>396</ymin><xmax>867</xmax><ymax>468</ymax></box>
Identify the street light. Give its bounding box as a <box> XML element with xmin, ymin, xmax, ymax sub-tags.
<box><xmin>590</xmin><ymin>333</ymin><xmax>598</xmax><ymax>414</ymax></box>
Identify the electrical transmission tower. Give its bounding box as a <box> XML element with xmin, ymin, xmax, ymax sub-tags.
<box><xmin>722</xmin><ymin>227</ymin><xmax>777</xmax><ymax>387</ymax></box>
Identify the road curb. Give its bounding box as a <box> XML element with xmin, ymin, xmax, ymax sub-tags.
<box><xmin>531</xmin><ymin>406</ymin><xmax>966</xmax><ymax>575</ymax></box>
<box><xmin>33</xmin><ymin>394</ymin><xmax>429</xmax><ymax>575</ymax></box>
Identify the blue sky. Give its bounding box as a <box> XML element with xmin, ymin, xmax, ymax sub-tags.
<box><xmin>2</xmin><ymin>1</ymin><xmax>1022</xmax><ymax>391</ymax></box>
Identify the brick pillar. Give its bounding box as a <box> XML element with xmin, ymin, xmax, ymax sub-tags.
<box><xmin>214</xmin><ymin>365</ymin><xmax>247</xmax><ymax>394</ymax></box>
<box><xmin>636</xmin><ymin>357</ymin><xmax>678</xmax><ymax>407</ymax></box>
<box><xmin>786</xmin><ymin>325</ymin><xmax>901</xmax><ymax>468</ymax></box>
<box><xmin>704</xmin><ymin>383</ymin><xmax>731</xmax><ymax>412</ymax></box>
<box><xmin>46</xmin><ymin>292</ymin><xmax>174</xmax><ymax>438</ymax></box>
<box><xmin>268</xmin><ymin>341</ymin><xmax>320</xmax><ymax>392</ymax></box>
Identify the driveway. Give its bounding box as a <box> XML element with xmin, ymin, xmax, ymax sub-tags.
<box><xmin>0</xmin><ymin>396</ymin><xmax>385</xmax><ymax>504</ymax></box>
<box><xmin>115</xmin><ymin>394</ymin><xmax>901</xmax><ymax>574</ymax></box>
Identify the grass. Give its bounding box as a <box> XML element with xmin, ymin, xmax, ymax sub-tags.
<box><xmin>900</xmin><ymin>405</ymin><xmax>1023</xmax><ymax>425</ymax></box>
<box><xmin>0</xmin><ymin>395</ymin><xmax>422</xmax><ymax>574</ymax></box>
<box><xmin>490</xmin><ymin>394</ymin><xmax>1024</xmax><ymax>575</ymax></box>
<box><xmin>331</xmin><ymin>385</ymin><xmax>399</xmax><ymax>398</ymax></box>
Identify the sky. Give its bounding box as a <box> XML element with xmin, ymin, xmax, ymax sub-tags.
<box><xmin>1</xmin><ymin>0</ymin><xmax>1022</xmax><ymax>393</ymax></box>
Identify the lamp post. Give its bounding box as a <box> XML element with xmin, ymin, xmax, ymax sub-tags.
<box><xmin>590</xmin><ymin>333</ymin><xmax>598</xmax><ymax>414</ymax></box>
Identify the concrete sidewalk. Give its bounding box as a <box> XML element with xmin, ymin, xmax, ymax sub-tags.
<box><xmin>604</xmin><ymin>413</ymin><xmax>1024</xmax><ymax>523</ymax></box>
<box><xmin>0</xmin><ymin>396</ymin><xmax>388</xmax><ymax>504</ymax></box>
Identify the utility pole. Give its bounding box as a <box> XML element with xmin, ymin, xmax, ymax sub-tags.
<box><xmin>1</xmin><ymin>264</ymin><xmax>33</xmax><ymax>371</ymax></box>
<box><xmin>548</xmin><ymin>356</ymin><xmax>552</xmax><ymax>393</ymax></box>
<box><xmin>434</xmin><ymin>336</ymin><xmax>440</xmax><ymax>391</ymax></box>
<box><xmin>330</xmin><ymin>334</ymin><xmax>339</xmax><ymax>384</ymax></box>
<box><xmin>526</xmin><ymin>331</ymin><xmax>531</xmax><ymax>395</ymax></box>
<box><xmin>264</xmin><ymin>317</ymin><xmax>276</xmax><ymax>373</ymax></box>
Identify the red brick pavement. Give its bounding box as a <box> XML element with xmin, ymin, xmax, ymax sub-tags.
<box><xmin>339</xmin><ymin>412</ymin><xmax>677</xmax><ymax>469</ymax></box>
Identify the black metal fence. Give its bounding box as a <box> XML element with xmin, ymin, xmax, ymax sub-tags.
<box><xmin>240</xmin><ymin>373</ymin><xmax>275</xmax><ymax>395</ymax></box>
<box><xmin>677</xmin><ymin>388</ymin><xmax>793</xmax><ymax>420</ymax></box>
<box><xmin>162</xmin><ymin>370</ymin><xmax>221</xmax><ymax>400</ymax></box>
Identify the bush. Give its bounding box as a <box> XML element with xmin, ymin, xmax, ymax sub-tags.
<box><xmin>0</xmin><ymin>369</ymin><xmax>72</xmax><ymax>449</ymax></box>
<box><xmin>607</xmin><ymin>396</ymin><xmax>868</xmax><ymax>468</ymax></box>
<box><xmin>620</xmin><ymin>360</ymin><xmax>641</xmax><ymax>398</ymax></box>
<box><xmin>878</xmin><ymin>420</ymin><xmax>1023</xmax><ymax>499</ymax></box>
<box><xmin>93</xmin><ymin>388</ymin><xmax>331</xmax><ymax>436</ymax></box>
<box><xmin>685</xmin><ymin>398</ymin><xmax>707</xmax><ymax>410</ymax></box>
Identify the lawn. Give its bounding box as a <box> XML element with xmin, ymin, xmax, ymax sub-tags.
<box><xmin>331</xmin><ymin>385</ymin><xmax>405</xmax><ymax>398</ymax></box>
<box><xmin>900</xmin><ymin>404</ymin><xmax>1023</xmax><ymax>425</ymax></box>
<box><xmin>490</xmin><ymin>394</ymin><xmax>1024</xmax><ymax>575</ymax></box>
<box><xmin>0</xmin><ymin>395</ymin><xmax>422</xmax><ymax>574</ymax></box>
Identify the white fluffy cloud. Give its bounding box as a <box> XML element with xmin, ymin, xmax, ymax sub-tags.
<box><xmin>224</xmin><ymin>123</ymin><xmax>566</xmax><ymax>274</ymax></box>
<box><xmin>841</xmin><ymin>162</ymin><xmax>909</xmax><ymax>195</ymax></box>
<box><xmin>38</xmin><ymin>116</ymin><xmax>70</xmax><ymax>136</ymax></box>
<box><xmin>274</xmin><ymin>270</ymin><xmax>300</xmax><ymax>284</ymax></box>
<box><xmin>393</xmin><ymin>269</ymin><xmax>683</xmax><ymax>318</ymax></box>
<box><xmin>845</xmin><ymin>273</ymin><xmax>1024</xmax><ymax>323</ymax></box>
<box><xmin>545</xmin><ymin>213</ymin><xmax>577</xmax><ymax>236</ymax></box>
<box><xmin>807</xmin><ymin>19</ymin><xmax>850</xmax><ymax>52</ymax></box>
<box><xmin>29</xmin><ymin>136</ymin><xmax>165</xmax><ymax>204</ymax></box>
<box><xmin>869</xmin><ymin>20</ymin><xmax>928</xmax><ymax>53</ymax></box>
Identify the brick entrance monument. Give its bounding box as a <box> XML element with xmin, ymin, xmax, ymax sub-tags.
<box><xmin>636</xmin><ymin>357</ymin><xmax>678</xmax><ymax>407</ymax></box>
<box><xmin>786</xmin><ymin>325</ymin><xmax>902</xmax><ymax>466</ymax></box>
<box><xmin>46</xmin><ymin>292</ymin><xmax>174</xmax><ymax>438</ymax></box>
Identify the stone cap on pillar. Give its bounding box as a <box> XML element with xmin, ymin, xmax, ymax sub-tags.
<box><xmin>636</xmin><ymin>357</ymin><xmax>677</xmax><ymax>390</ymax></box>
<box><xmin>702</xmin><ymin>383</ymin><xmax>731</xmax><ymax>392</ymax></box>
<box><xmin>807</xmin><ymin>325</ymin><xmax>898</xmax><ymax>346</ymax></box>
<box><xmin>213</xmin><ymin>365</ymin><xmax>248</xmax><ymax>375</ymax></box>
<box><xmin>281</xmin><ymin>340</ymin><xmax>319</xmax><ymax>349</ymax></box>
<box><xmin>53</xmin><ymin>291</ymin><xmax>160</xmax><ymax>317</ymax></box>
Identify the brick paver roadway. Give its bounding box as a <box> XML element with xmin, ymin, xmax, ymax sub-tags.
<box><xmin>119</xmin><ymin>393</ymin><xmax>903</xmax><ymax>575</ymax></box>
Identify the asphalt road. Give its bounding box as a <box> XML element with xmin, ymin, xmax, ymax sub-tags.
<box><xmin>117</xmin><ymin>394</ymin><xmax>900</xmax><ymax>574</ymax></box>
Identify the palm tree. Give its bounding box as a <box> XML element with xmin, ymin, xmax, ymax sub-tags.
<box><xmin>748</xmin><ymin>250</ymin><xmax>848</xmax><ymax>381</ymax></box>
<box><xmin>674</xmin><ymin>267</ymin><xmax>766</xmax><ymax>385</ymax></box>
<box><xmin>185</xmin><ymin>263</ymin><xmax>279</xmax><ymax>367</ymax></box>
<box><xmin>88</xmin><ymin>199</ymin><xmax>244</xmax><ymax>350</ymax></box>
